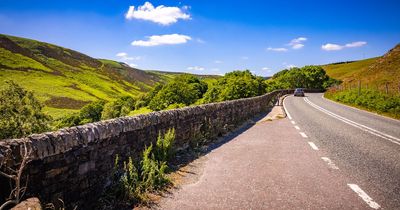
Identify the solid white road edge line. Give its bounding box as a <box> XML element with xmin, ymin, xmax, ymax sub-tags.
<box><xmin>321</xmin><ymin>157</ymin><xmax>339</xmax><ymax>170</ymax></box>
<box><xmin>304</xmin><ymin>97</ymin><xmax>400</xmax><ymax>146</ymax></box>
<box><xmin>283</xmin><ymin>96</ymin><xmax>292</xmax><ymax>120</ymax></box>
<box><xmin>347</xmin><ymin>184</ymin><xmax>381</xmax><ymax>209</ymax></box>
<box><xmin>294</xmin><ymin>126</ymin><xmax>300</xmax><ymax>130</ymax></box>
<box><xmin>308</xmin><ymin>142</ymin><xmax>319</xmax><ymax>150</ymax></box>
<box><xmin>300</xmin><ymin>132</ymin><xmax>308</xmax><ymax>138</ymax></box>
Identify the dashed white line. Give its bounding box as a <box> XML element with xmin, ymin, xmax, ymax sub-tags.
<box><xmin>304</xmin><ymin>97</ymin><xmax>400</xmax><ymax>146</ymax></box>
<box><xmin>299</xmin><ymin>132</ymin><xmax>308</xmax><ymax>138</ymax></box>
<box><xmin>283</xmin><ymin>96</ymin><xmax>292</xmax><ymax>119</ymax></box>
<box><xmin>308</xmin><ymin>142</ymin><xmax>319</xmax><ymax>150</ymax></box>
<box><xmin>294</xmin><ymin>126</ymin><xmax>300</xmax><ymax>130</ymax></box>
<box><xmin>321</xmin><ymin>157</ymin><xmax>339</xmax><ymax>169</ymax></box>
<box><xmin>348</xmin><ymin>184</ymin><xmax>381</xmax><ymax>209</ymax></box>
<box><xmin>291</xmin><ymin>120</ymin><xmax>295</xmax><ymax>124</ymax></box>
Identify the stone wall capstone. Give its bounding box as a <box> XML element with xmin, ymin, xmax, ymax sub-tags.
<box><xmin>0</xmin><ymin>90</ymin><xmax>292</xmax><ymax>208</ymax></box>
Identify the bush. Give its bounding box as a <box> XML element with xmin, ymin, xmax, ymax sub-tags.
<box><xmin>110</xmin><ymin>128</ymin><xmax>175</xmax><ymax>205</ymax></box>
<box><xmin>56</xmin><ymin>100</ymin><xmax>105</xmax><ymax>128</ymax></box>
<box><xmin>101</xmin><ymin>96</ymin><xmax>136</xmax><ymax>120</ymax></box>
<box><xmin>0</xmin><ymin>81</ymin><xmax>51</xmax><ymax>139</ymax></box>
<box><xmin>326</xmin><ymin>88</ymin><xmax>400</xmax><ymax>119</ymax></box>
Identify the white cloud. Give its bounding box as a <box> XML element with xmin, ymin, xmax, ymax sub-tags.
<box><xmin>291</xmin><ymin>43</ymin><xmax>304</xmax><ymax>49</ymax></box>
<box><xmin>287</xmin><ymin>37</ymin><xmax>307</xmax><ymax>49</ymax></box>
<box><xmin>187</xmin><ymin>66</ymin><xmax>205</xmax><ymax>71</ymax></box>
<box><xmin>128</xmin><ymin>63</ymin><xmax>138</xmax><ymax>67</ymax></box>
<box><xmin>214</xmin><ymin>60</ymin><xmax>223</xmax><ymax>64</ymax></box>
<box><xmin>116</xmin><ymin>52</ymin><xmax>141</xmax><ymax>61</ymax></box>
<box><xmin>131</xmin><ymin>34</ymin><xmax>191</xmax><ymax>47</ymax></box>
<box><xmin>321</xmin><ymin>41</ymin><xmax>367</xmax><ymax>51</ymax></box>
<box><xmin>196</xmin><ymin>38</ymin><xmax>206</xmax><ymax>44</ymax></box>
<box><xmin>125</xmin><ymin>2</ymin><xmax>190</xmax><ymax>25</ymax></box>
<box><xmin>267</xmin><ymin>47</ymin><xmax>288</xmax><ymax>52</ymax></box>
<box><xmin>262</xmin><ymin>67</ymin><xmax>270</xmax><ymax>71</ymax></box>
<box><xmin>345</xmin><ymin>41</ymin><xmax>367</xmax><ymax>48</ymax></box>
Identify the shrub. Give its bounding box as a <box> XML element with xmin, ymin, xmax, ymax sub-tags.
<box><xmin>110</xmin><ymin>128</ymin><xmax>175</xmax><ymax>205</ymax></box>
<box><xmin>56</xmin><ymin>100</ymin><xmax>105</xmax><ymax>128</ymax></box>
<box><xmin>326</xmin><ymin>88</ymin><xmax>400</xmax><ymax>119</ymax></box>
<box><xmin>101</xmin><ymin>96</ymin><xmax>136</xmax><ymax>120</ymax></box>
<box><xmin>0</xmin><ymin>81</ymin><xmax>51</xmax><ymax>139</ymax></box>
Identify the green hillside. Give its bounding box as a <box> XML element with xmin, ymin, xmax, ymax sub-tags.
<box><xmin>323</xmin><ymin>44</ymin><xmax>400</xmax><ymax>119</ymax></box>
<box><xmin>322</xmin><ymin>44</ymin><xmax>400</xmax><ymax>89</ymax></box>
<box><xmin>0</xmin><ymin>34</ymin><xmax>180</xmax><ymax>118</ymax></box>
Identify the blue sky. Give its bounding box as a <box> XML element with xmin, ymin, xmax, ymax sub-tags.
<box><xmin>1</xmin><ymin>0</ymin><xmax>399</xmax><ymax>76</ymax></box>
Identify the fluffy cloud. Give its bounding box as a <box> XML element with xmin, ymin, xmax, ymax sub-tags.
<box><xmin>262</xmin><ymin>67</ymin><xmax>270</xmax><ymax>71</ymax></box>
<box><xmin>214</xmin><ymin>60</ymin><xmax>223</xmax><ymax>64</ymax></box>
<box><xmin>287</xmin><ymin>37</ymin><xmax>307</xmax><ymax>49</ymax></box>
<box><xmin>125</xmin><ymin>2</ymin><xmax>190</xmax><ymax>25</ymax></box>
<box><xmin>131</xmin><ymin>34</ymin><xmax>191</xmax><ymax>47</ymax></box>
<box><xmin>321</xmin><ymin>41</ymin><xmax>367</xmax><ymax>51</ymax></box>
<box><xmin>187</xmin><ymin>66</ymin><xmax>205</xmax><ymax>71</ymax></box>
<box><xmin>267</xmin><ymin>47</ymin><xmax>288</xmax><ymax>52</ymax></box>
<box><xmin>116</xmin><ymin>52</ymin><xmax>141</xmax><ymax>61</ymax></box>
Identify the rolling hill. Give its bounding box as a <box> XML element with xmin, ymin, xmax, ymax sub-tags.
<box><xmin>0</xmin><ymin>34</ymin><xmax>213</xmax><ymax>118</ymax></box>
<box><xmin>322</xmin><ymin>44</ymin><xmax>400</xmax><ymax>90</ymax></box>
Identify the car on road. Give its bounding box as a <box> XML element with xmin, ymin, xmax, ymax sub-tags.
<box><xmin>294</xmin><ymin>88</ymin><xmax>305</xmax><ymax>97</ymax></box>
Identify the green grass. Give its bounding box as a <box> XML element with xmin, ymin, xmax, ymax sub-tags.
<box><xmin>128</xmin><ymin>107</ymin><xmax>153</xmax><ymax>116</ymax></box>
<box><xmin>322</xmin><ymin>58</ymin><xmax>378</xmax><ymax>82</ymax></box>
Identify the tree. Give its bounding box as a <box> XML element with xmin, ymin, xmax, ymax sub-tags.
<box><xmin>101</xmin><ymin>96</ymin><xmax>136</xmax><ymax>120</ymax></box>
<box><xmin>203</xmin><ymin>70</ymin><xmax>267</xmax><ymax>103</ymax></box>
<box><xmin>0</xmin><ymin>81</ymin><xmax>51</xmax><ymax>139</ymax></box>
<box><xmin>148</xmin><ymin>74</ymin><xmax>208</xmax><ymax>111</ymax></box>
<box><xmin>264</xmin><ymin>66</ymin><xmax>334</xmax><ymax>91</ymax></box>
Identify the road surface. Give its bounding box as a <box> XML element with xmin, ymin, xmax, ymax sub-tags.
<box><xmin>151</xmin><ymin>93</ymin><xmax>400</xmax><ymax>209</ymax></box>
<box><xmin>283</xmin><ymin>93</ymin><xmax>400</xmax><ymax>209</ymax></box>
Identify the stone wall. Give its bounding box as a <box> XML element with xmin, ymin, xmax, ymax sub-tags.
<box><xmin>0</xmin><ymin>90</ymin><xmax>292</xmax><ymax>208</ymax></box>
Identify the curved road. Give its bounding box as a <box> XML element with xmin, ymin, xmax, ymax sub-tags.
<box><xmin>284</xmin><ymin>93</ymin><xmax>400</xmax><ymax>209</ymax></box>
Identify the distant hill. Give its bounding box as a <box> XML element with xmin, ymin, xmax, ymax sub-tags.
<box><xmin>323</xmin><ymin>44</ymin><xmax>400</xmax><ymax>90</ymax></box>
<box><xmin>0</xmin><ymin>34</ymin><xmax>214</xmax><ymax>118</ymax></box>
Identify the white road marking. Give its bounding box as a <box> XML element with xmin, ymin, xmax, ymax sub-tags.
<box><xmin>308</xmin><ymin>142</ymin><xmax>319</xmax><ymax>150</ymax></box>
<box><xmin>321</xmin><ymin>157</ymin><xmax>339</xmax><ymax>169</ymax></box>
<box><xmin>291</xmin><ymin>120</ymin><xmax>296</xmax><ymax>124</ymax></box>
<box><xmin>283</xmin><ymin>96</ymin><xmax>292</xmax><ymax>119</ymax></box>
<box><xmin>348</xmin><ymin>184</ymin><xmax>381</xmax><ymax>209</ymax></box>
<box><xmin>304</xmin><ymin>97</ymin><xmax>400</xmax><ymax>146</ymax></box>
<box><xmin>294</xmin><ymin>126</ymin><xmax>300</xmax><ymax>130</ymax></box>
<box><xmin>299</xmin><ymin>132</ymin><xmax>308</xmax><ymax>138</ymax></box>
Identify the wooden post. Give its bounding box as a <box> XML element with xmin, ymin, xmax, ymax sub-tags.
<box><xmin>385</xmin><ymin>82</ymin><xmax>389</xmax><ymax>94</ymax></box>
<box><xmin>358</xmin><ymin>80</ymin><xmax>361</xmax><ymax>96</ymax></box>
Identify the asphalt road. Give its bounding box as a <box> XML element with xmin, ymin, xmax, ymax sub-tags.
<box><xmin>284</xmin><ymin>93</ymin><xmax>400</xmax><ymax>209</ymax></box>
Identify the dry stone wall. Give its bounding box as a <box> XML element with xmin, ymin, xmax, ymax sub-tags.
<box><xmin>0</xmin><ymin>90</ymin><xmax>292</xmax><ymax>208</ymax></box>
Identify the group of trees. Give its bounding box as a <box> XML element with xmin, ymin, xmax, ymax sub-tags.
<box><xmin>202</xmin><ymin>70</ymin><xmax>267</xmax><ymax>103</ymax></box>
<box><xmin>265</xmin><ymin>66</ymin><xmax>339</xmax><ymax>92</ymax></box>
<box><xmin>0</xmin><ymin>66</ymin><xmax>338</xmax><ymax>140</ymax></box>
